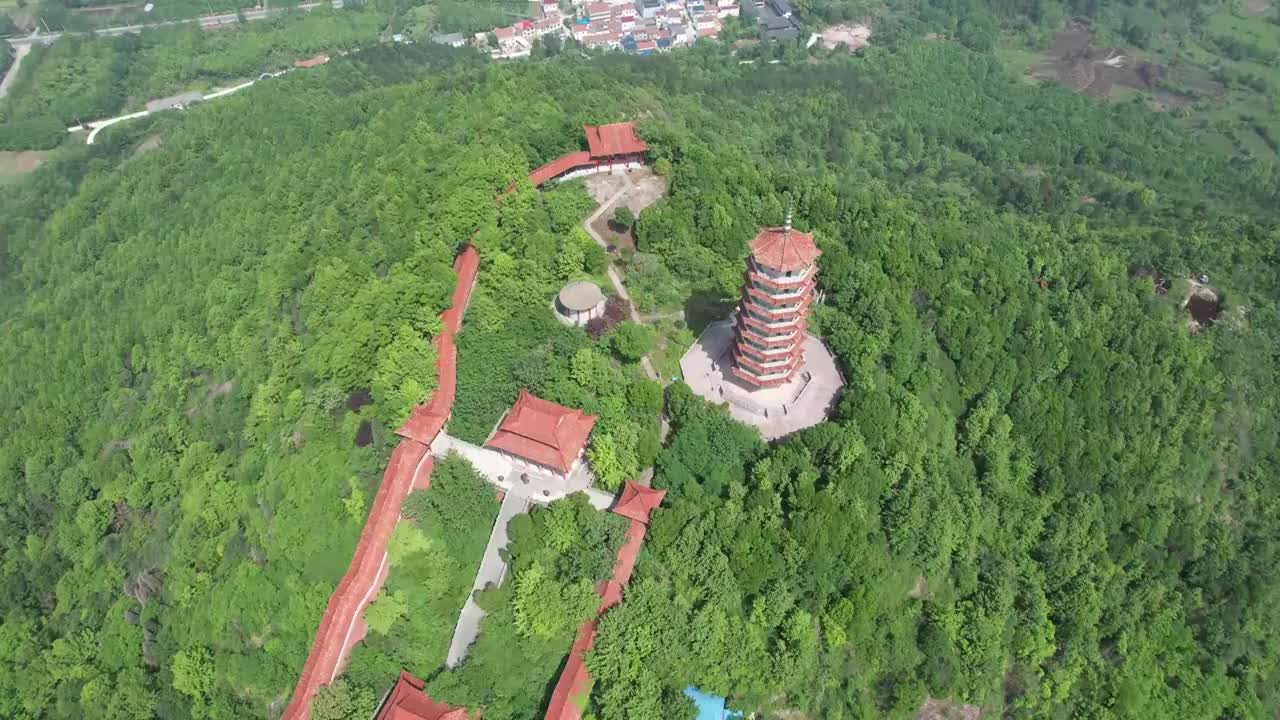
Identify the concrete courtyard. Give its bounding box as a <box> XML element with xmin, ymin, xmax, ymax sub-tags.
<box><xmin>679</xmin><ymin>319</ymin><xmax>845</xmax><ymax>440</ymax></box>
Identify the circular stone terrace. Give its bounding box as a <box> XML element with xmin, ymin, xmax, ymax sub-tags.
<box><xmin>679</xmin><ymin>318</ymin><xmax>845</xmax><ymax>440</ymax></box>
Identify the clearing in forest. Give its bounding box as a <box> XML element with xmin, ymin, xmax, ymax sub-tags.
<box><xmin>1240</xmin><ymin>0</ymin><xmax>1271</xmax><ymax>15</ymax></box>
<box><xmin>1032</xmin><ymin>21</ymin><xmax>1172</xmax><ymax>99</ymax></box>
<box><xmin>0</xmin><ymin>150</ymin><xmax>48</xmax><ymax>184</ymax></box>
<box><xmin>816</xmin><ymin>24</ymin><xmax>872</xmax><ymax>51</ymax></box>
<box><xmin>584</xmin><ymin>168</ymin><xmax>667</xmax><ymax>254</ymax></box>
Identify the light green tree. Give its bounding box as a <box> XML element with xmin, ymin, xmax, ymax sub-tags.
<box><xmin>364</xmin><ymin>590</ymin><xmax>408</xmax><ymax>635</ymax></box>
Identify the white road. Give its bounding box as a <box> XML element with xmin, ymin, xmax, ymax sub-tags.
<box><xmin>445</xmin><ymin>490</ymin><xmax>531</xmax><ymax>668</ymax></box>
<box><xmin>0</xmin><ymin>42</ymin><xmax>31</xmax><ymax>99</ymax></box>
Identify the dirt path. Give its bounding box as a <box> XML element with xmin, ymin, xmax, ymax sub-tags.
<box><xmin>0</xmin><ymin>42</ymin><xmax>31</xmax><ymax>99</ymax></box>
<box><xmin>583</xmin><ymin>185</ymin><xmax>661</xmax><ymax>382</ymax></box>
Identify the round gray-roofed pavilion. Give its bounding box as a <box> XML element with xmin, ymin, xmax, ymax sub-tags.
<box><xmin>554</xmin><ymin>280</ymin><xmax>606</xmax><ymax>326</ymax></box>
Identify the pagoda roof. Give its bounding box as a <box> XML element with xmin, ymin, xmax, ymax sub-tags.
<box><xmin>749</xmin><ymin>226</ymin><xmax>821</xmax><ymax>272</ymax></box>
<box><xmin>584</xmin><ymin>122</ymin><xmax>647</xmax><ymax>158</ymax></box>
<box><xmin>484</xmin><ymin>390</ymin><xmax>597</xmax><ymax>473</ymax></box>
<box><xmin>612</xmin><ymin>481</ymin><xmax>665</xmax><ymax>525</ymax></box>
<box><xmin>375</xmin><ymin>672</ymin><xmax>476</xmax><ymax>720</ymax></box>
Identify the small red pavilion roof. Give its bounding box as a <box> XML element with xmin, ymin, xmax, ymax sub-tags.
<box><xmin>375</xmin><ymin>672</ymin><xmax>476</xmax><ymax>720</ymax></box>
<box><xmin>484</xmin><ymin>391</ymin><xmax>597</xmax><ymax>473</ymax></box>
<box><xmin>749</xmin><ymin>226</ymin><xmax>821</xmax><ymax>272</ymax></box>
<box><xmin>584</xmin><ymin>123</ymin><xmax>647</xmax><ymax>159</ymax></box>
<box><xmin>612</xmin><ymin>481</ymin><xmax>665</xmax><ymax>525</ymax></box>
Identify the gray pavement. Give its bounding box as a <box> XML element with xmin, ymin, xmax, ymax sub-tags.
<box><xmin>445</xmin><ymin>489</ymin><xmax>530</xmax><ymax>667</ymax></box>
<box><xmin>680</xmin><ymin>319</ymin><xmax>845</xmax><ymax>439</ymax></box>
<box><xmin>0</xmin><ymin>42</ymin><xmax>30</xmax><ymax>99</ymax></box>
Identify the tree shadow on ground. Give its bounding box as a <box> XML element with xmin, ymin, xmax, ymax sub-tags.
<box><xmin>684</xmin><ymin>289</ymin><xmax>736</xmax><ymax>335</ymax></box>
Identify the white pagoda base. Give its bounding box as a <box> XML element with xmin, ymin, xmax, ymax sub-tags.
<box><xmin>679</xmin><ymin>319</ymin><xmax>844</xmax><ymax>440</ymax></box>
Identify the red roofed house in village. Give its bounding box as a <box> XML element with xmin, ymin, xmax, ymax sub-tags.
<box><xmin>732</xmin><ymin>211</ymin><xmax>822</xmax><ymax>388</ymax></box>
<box><xmin>484</xmin><ymin>390</ymin><xmax>597</xmax><ymax>476</ymax></box>
<box><xmin>375</xmin><ymin>672</ymin><xmax>479</xmax><ymax>720</ymax></box>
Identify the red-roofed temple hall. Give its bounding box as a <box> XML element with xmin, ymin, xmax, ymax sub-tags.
<box><xmin>525</xmin><ymin>122</ymin><xmax>648</xmax><ymax>187</ymax></box>
<box><xmin>484</xmin><ymin>390</ymin><xmax>597</xmax><ymax>477</ymax></box>
<box><xmin>732</xmin><ymin>211</ymin><xmax>823</xmax><ymax>388</ymax></box>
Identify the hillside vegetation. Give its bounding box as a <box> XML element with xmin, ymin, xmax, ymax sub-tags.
<box><xmin>0</xmin><ymin>38</ymin><xmax>1277</xmax><ymax>720</ymax></box>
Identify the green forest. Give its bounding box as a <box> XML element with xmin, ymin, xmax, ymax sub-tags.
<box><xmin>0</xmin><ymin>21</ymin><xmax>1278</xmax><ymax>720</ymax></box>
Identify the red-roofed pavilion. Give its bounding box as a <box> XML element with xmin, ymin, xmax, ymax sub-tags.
<box><xmin>484</xmin><ymin>390</ymin><xmax>597</xmax><ymax>475</ymax></box>
<box><xmin>375</xmin><ymin>672</ymin><xmax>478</xmax><ymax>720</ymax></box>
<box><xmin>612</xmin><ymin>480</ymin><xmax>666</xmax><ymax>525</ymax></box>
<box><xmin>732</xmin><ymin>213</ymin><xmax>822</xmax><ymax>388</ymax></box>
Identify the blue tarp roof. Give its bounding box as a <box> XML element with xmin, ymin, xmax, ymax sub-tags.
<box><xmin>684</xmin><ymin>687</ymin><xmax>743</xmax><ymax>720</ymax></box>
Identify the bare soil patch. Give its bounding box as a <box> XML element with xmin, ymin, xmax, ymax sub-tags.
<box><xmin>584</xmin><ymin>167</ymin><xmax>668</xmax><ymax>254</ymax></box>
<box><xmin>583</xmin><ymin>167</ymin><xmax>668</xmax><ymax>213</ymax></box>
<box><xmin>1033</xmin><ymin>21</ymin><xmax>1169</xmax><ymax>98</ymax></box>
<box><xmin>1241</xmin><ymin>0</ymin><xmax>1271</xmax><ymax>16</ymax></box>
<box><xmin>1187</xmin><ymin>291</ymin><xmax>1221</xmax><ymax>326</ymax></box>
<box><xmin>131</xmin><ymin>135</ymin><xmax>162</xmax><ymax>158</ymax></box>
<box><xmin>354</xmin><ymin>420</ymin><xmax>373</xmax><ymax>447</ymax></box>
<box><xmin>591</xmin><ymin>217</ymin><xmax>635</xmax><ymax>253</ymax></box>
<box><xmin>818</xmin><ymin>23</ymin><xmax>872</xmax><ymax>51</ymax></box>
<box><xmin>909</xmin><ymin>575</ymin><xmax>929</xmax><ymax>598</ymax></box>
<box><xmin>917</xmin><ymin>698</ymin><xmax>981</xmax><ymax>720</ymax></box>
<box><xmin>0</xmin><ymin>150</ymin><xmax>48</xmax><ymax>181</ymax></box>
<box><xmin>1183</xmin><ymin>278</ymin><xmax>1221</xmax><ymax>332</ymax></box>
<box><xmin>346</xmin><ymin>389</ymin><xmax>372</xmax><ymax>412</ymax></box>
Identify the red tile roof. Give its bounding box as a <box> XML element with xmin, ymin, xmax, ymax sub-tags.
<box><xmin>484</xmin><ymin>391</ymin><xmax>597</xmax><ymax>473</ymax></box>
<box><xmin>527</xmin><ymin>151</ymin><xmax>594</xmax><ymax>186</ymax></box>
<box><xmin>376</xmin><ymin>672</ymin><xmax>477</xmax><ymax>720</ymax></box>
<box><xmin>609</xmin><ymin>519</ymin><xmax>647</xmax><ymax>588</ymax></box>
<box><xmin>612</xmin><ymin>481</ymin><xmax>665</xmax><ymax>525</ymax></box>
<box><xmin>584</xmin><ymin>123</ymin><xmax>647</xmax><ymax>159</ymax></box>
<box><xmin>749</xmin><ymin>226</ymin><xmax>821</xmax><ymax>272</ymax></box>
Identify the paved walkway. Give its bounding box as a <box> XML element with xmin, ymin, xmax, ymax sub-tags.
<box><xmin>446</xmin><ymin>489</ymin><xmax>531</xmax><ymax>667</ymax></box>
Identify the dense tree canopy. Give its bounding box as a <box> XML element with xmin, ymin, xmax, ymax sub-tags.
<box><xmin>0</xmin><ymin>31</ymin><xmax>1276</xmax><ymax>720</ymax></box>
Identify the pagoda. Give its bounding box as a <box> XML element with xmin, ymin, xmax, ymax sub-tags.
<box><xmin>731</xmin><ymin>210</ymin><xmax>822</xmax><ymax>388</ymax></box>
